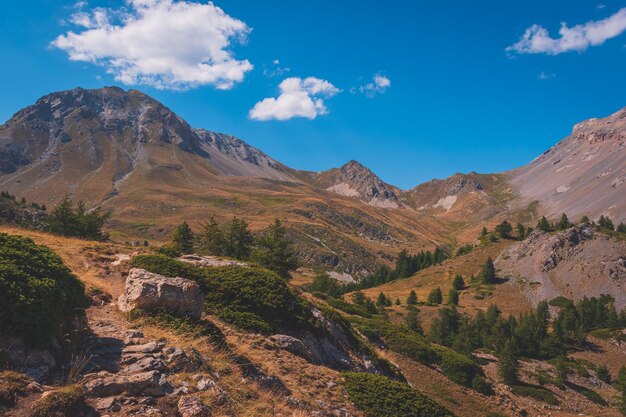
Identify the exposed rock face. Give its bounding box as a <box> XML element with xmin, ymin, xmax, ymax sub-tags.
<box><xmin>405</xmin><ymin>173</ymin><xmax>485</xmax><ymax>213</ymax></box>
<box><xmin>178</xmin><ymin>254</ymin><xmax>248</xmax><ymax>268</ymax></box>
<box><xmin>84</xmin><ymin>370</ymin><xmax>173</xmax><ymax>397</ymax></box>
<box><xmin>315</xmin><ymin>160</ymin><xmax>402</xmax><ymax>208</ymax></box>
<box><xmin>195</xmin><ymin>129</ymin><xmax>293</xmax><ymax>180</ymax></box>
<box><xmin>0</xmin><ymin>87</ymin><xmax>296</xmax><ymax>205</ymax></box>
<box><xmin>497</xmin><ymin>225</ymin><xmax>626</xmax><ymax>309</ymax></box>
<box><xmin>177</xmin><ymin>396</ymin><xmax>210</xmax><ymax>417</ymax></box>
<box><xmin>118</xmin><ymin>268</ymin><xmax>204</xmax><ymax>320</ymax></box>
<box><xmin>509</xmin><ymin>106</ymin><xmax>626</xmax><ymax>223</ymax></box>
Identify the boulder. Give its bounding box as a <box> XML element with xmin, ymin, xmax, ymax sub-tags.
<box><xmin>84</xmin><ymin>370</ymin><xmax>173</xmax><ymax>397</ymax></box>
<box><xmin>118</xmin><ymin>269</ymin><xmax>204</xmax><ymax>320</ymax></box>
<box><xmin>177</xmin><ymin>396</ymin><xmax>210</xmax><ymax>417</ymax></box>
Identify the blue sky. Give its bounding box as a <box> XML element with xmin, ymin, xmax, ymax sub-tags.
<box><xmin>1</xmin><ymin>1</ymin><xmax>626</xmax><ymax>189</ymax></box>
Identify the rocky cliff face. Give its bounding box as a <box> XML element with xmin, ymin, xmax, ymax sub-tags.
<box><xmin>509</xmin><ymin>106</ymin><xmax>626</xmax><ymax>223</ymax></box>
<box><xmin>315</xmin><ymin>160</ymin><xmax>402</xmax><ymax>208</ymax></box>
<box><xmin>497</xmin><ymin>225</ymin><xmax>626</xmax><ymax>309</ymax></box>
<box><xmin>405</xmin><ymin>173</ymin><xmax>485</xmax><ymax>212</ymax></box>
<box><xmin>0</xmin><ymin>87</ymin><xmax>295</xmax><ymax>204</ymax></box>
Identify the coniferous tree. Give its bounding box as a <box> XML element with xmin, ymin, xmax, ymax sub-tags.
<box><xmin>309</xmin><ymin>273</ymin><xmax>341</xmax><ymax>297</ymax></box>
<box><xmin>447</xmin><ymin>288</ymin><xmax>459</xmax><ymax>306</ymax></box>
<box><xmin>481</xmin><ymin>257</ymin><xmax>496</xmax><ymax>284</ymax></box>
<box><xmin>555</xmin><ymin>355</ymin><xmax>569</xmax><ymax>385</ymax></box>
<box><xmin>452</xmin><ymin>274</ymin><xmax>465</xmax><ymax>290</ymax></box>
<box><xmin>495</xmin><ymin>220</ymin><xmax>513</xmax><ymax>239</ymax></box>
<box><xmin>222</xmin><ymin>217</ymin><xmax>254</xmax><ymax>259</ymax></box>
<box><xmin>598</xmin><ymin>215</ymin><xmax>615</xmax><ymax>231</ymax></box>
<box><xmin>395</xmin><ymin>297</ymin><xmax>401</xmax><ymax>306</ymax></box>
<box><xmin>407</xmin><ymin>290</ymin><xmax>418</xmax><ymax>305</ymax></box>
<box><xmin>617</xmin><ymin>223</ymin><xmax>626</xmax><ymax>234</ymax></box>
<box><xmin>253</xmin><ymin>219</ymin><xmax>299</xmax><ymax>279</ymax></box>
<box><xmin>537</xmin><ymin>216</ymin><xmax>551</xmax><ymax>232</ymax></box>
<box><xmin>557</xmin><ymin>213</ymin><xmax>571</xmax><ymax>230</ymax></box>
<box><xmin>352</xmin><ymin>291</ymin><xmax>367</xmax><ymax>306</ymax></box>
<box><xmin>172</xmin><ymin>221</ymin><xmax>195</xmax><ymax>254</ymax></box>
<box><xmin>197</xmin><ymin>216</ymin><xmax>225</xmax><ymax>256</ymax></box>
<box><xmin>516</xmin><ymin>223</ymin><xmax>526</xmax><ymax>240</ymax></box>
<box><xmin>481</xmin><ymin>226</ymin><xmax>488</xmax><ymax>237</ymax></box>
<box><xmin>428</xmin><ymin>287</ymin><xmax>443</xmax><ymax>304</ymax></box>
<box><xmin>429</xmin><ymin>307</ymin><xmax>461</xmax><ymax>346</ymax></box>
<box><xmin>46</xmin><ymin>195</ymin><xmax>78</xmax><ymax>237</ymax></box>
<box><xmin>597</xmin><ymin>364</ymin><xmax>611</xmax><ymax>384</ymax></box>
<box><xmin>580</xmin><ymin>215</ymin><xmax>590</xmax><ymax>225</ymax></box>
<box><xmin>405</xmin><ymin>305</ymin><xmax>423</xmax><ymax>334</ymax></box>
<box><xmin>498</xmin><ymin>338</ymin><xmax>519</xmax><ymax>385</ymax></box>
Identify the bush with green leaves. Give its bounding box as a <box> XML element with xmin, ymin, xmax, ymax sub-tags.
<box><xmin>200</xmin><ymin>266</ymin><xmax>308</xmax><ymax>333</ymax></box>
<box><xmin>130</xmin><ymin>255</ymin><xmax>307</xmax><ymax>333</ymax></box>
<box><xmin>343</xmin><ymin>372</ymin><xmax>454</xmax><ymax>417</ymax></box>
<box><xmin>0</xmin><ymin>234</ymin><xmax>88</xmax><ymax>347</ymax></box>
<box><xmin>130</xmin><ymin>254</ymin><xmax>204</xmax><ymax>282</ymax></box>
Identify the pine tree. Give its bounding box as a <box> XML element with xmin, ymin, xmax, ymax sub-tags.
<box><xmin>554</xmin><ymin>355</ymin><xmax>569</xmax><ymax>385</ymax></box>
<box><xmin>447</xmin><ymin>288</ymin><xmax>459</xmax><ymax>305</ymax></box>
<box><xmin>428</xmin><ymin>287</ymin><xmax>443</xmax><ymax>304</ymax></box>
<box><xmin>495</xmin><ymin>220</ymin><xmax>513</xmax><ymax>238</ymax></box>
<box><xmin>252</xmin><ymin>219</ymin><xmax>299</xmax><ymax>279</ymax></box>
<box><xmin>597</xmin><ymin>364</ymin><xmax>611</xmax><ymax>384</ymax></box>
<box><xmin>407</xmin><ymin>290</ymin><xmax>418</xmax><ymax>305</ymax></box>
<box><xmin>481</xmin><ymin>257</ymin><xmax>496</xmax><ymax>284</ymax></box>
<box><xmin>46</xmin><ymin>195</ymin><xmax>78</xmax><ymax>237</ymax></box>
<box><xmin>617</xmin><ymin>222</ymin><xmax>626</xmax><ymax>234</ymax></box>
<box><xmin>481</xmin><ymin>226</ymin><xmax>488</xmax><ymax>237</ymax></box>
<box><xmin>516</xmin><ymin>223</ymin><xmax>526</xmax><ymax>240</ymax></box>
<box><xmin>580</xmin><ymin>215</ymin><xmax>590</xmax><ymax>224</ymax></box>
<box><xmin>598</xmin><ymin>215</ymin><xmax>615</xmax><ymax>231</ymax></box>
<box><xmin>395</xmin><ymin>297</ymin><xmax>401</xmax><ymax>306</ymax></box>
<box><xmin>222</xmin><ymin>217</ymin><xmax>254</xmax><ymax>259</ymax></box>
<box><xmin>376</xmin><ymin>292</ymin><xmax>388</xmax><ymax>307</ymax></box>
<box><xmin>197</xmin><ymin>216</ymin><xmax>225</xmax><ymax>256</ymax></box>
<box><xmin>498</xmin><ymin>338</ymin><xmax>519</xmax><ymax>385</ymax></box>
<box><xmin>557</xmin><ymin>213</ymin><xmax>571</xmax><ymax>230</ymax></box>
<box><xmin>406</xmin><ymin>306</ymin><xmax>423</xmax><ymax>334</ymax></box>
<box><xmin>537</xmin><ymin>216</ymin><xmax>551</xmax><ymax>232</ymax></box>
<box><xmin>352</xmin><ymin>291</ymin><xmax>367</xmax><ymax>306</ymax></box>
<box><xmin>171</xmin><ymin>221</ymin><xmax>195</xmax><ymax>254</ymax></box>
<box><xmin>452</xmin><ymin>274</ymin><xmax>465</xmax><ymax>290</ymax></box>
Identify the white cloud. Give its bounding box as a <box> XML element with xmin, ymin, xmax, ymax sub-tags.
<box><xmin>506</xmin><ymin>8</ymin><xmax>626</xmax><ymax>55</ymax></box>
<box><xmin>52</xmin><ymin>0</ymin><xmax>253</xmax><ymax>90</ymax></box>
<box><xmin>263</xmin><ymin>59</ymin><xmax>290</xmax><ymax>78</ymax></box>
<box><xmin>538</xmin><ymin>71</ymin><xmax>556</xmax><ymax>80</ymax></box>
<box><xmin>249</xmin><ymin>77</ymin><xmax>339</xmax><ymax>121</ymax></box>
<box><xmin>352</xmin><ymin>74</ymin><xmax>391</xmax><ymax>97</ymax></box>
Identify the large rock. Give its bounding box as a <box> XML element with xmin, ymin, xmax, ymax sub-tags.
<box><xmin>118</xmin><ymin>269</ymin><xmax>204</xmax><ymax>319</ymax></box>
<box><xmin>178</xmin><ymin>396</ymin><xmax>210</xmax><ymax>417</ymax></box>
<box><xmin>84</xmin><ymin>370</ymin><xmax>173</xmax><ymax>397</ymax></box>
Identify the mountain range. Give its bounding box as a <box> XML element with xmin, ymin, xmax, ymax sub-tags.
<box><xmin>1</xmin><ymin>86</ymin><xmax>624</xmax><ymax>277</ymax></box>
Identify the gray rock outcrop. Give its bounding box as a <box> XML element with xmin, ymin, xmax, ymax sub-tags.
<box><xmin>118</xmin><ymin>268</ymin><xmax>204</xmax><ymax>319</ymax></box>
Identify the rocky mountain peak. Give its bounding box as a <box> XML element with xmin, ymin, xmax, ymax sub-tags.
<box><xmin>315</xmin><ymin>160</ymin><xmax>401</xmax><ymax>208</ymax></box>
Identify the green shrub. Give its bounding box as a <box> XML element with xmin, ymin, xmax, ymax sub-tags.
<box><xmin>571</xmin><ymin>385</ymin><xmax>608</xmax><ymax>406</ymax></box>
<box><xmin>435</xmin><ymin>347</ymin><xmax>484</xmax><ymax>388</ymax></box>
<box><xmin>200</xmin><ymin>266</ymin><xmax>308</xmax><ymax>332</ymax></box>
<box><xmin>130</xmin><ymin>254</ymin><xmax>204</xmax><ymax>281</ymax></box>
<box><xmin>511</xmin><ymin>384</ymin><xmax>559</xmax><ymax>405</ymax></box>
<box><xmin>0</xmin><ymin>234</ymin><xmax>88</xmax><ymax>347</ymax></box>
<box><xmin>548</xmin><ymin>296</ymin><xmax>573</xmax><ymax>308</ymax></box>
<box><xmin>0</xmin><ymin>371</ymin><xmax>31</xmax><ymax>408</ymax></box>
<box><xmin>349</xmin><ymin>316</ymin><xmax>485</xmax><ymax>391</ymax></box>
<box><xmin>343</xmin><ymin>372</ymin><xmax>454</xmax><ymax>417</ymax></box>
<box><xmin>326</xmin><ymin>297</ymin><xmax>372</xmax><ymax>317</ymax></box>
<box><xmin>28</xmin><ymin>385</ymin><xmax>87</xmax><ymax>417</ymax></box>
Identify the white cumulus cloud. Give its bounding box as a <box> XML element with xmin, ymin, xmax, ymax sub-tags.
<box><xmin>249</xmin><ymin>77</ymin><xmax>339</xmax><ymax>121</ymax></box>
<box><xmin>352</xmin><ymin>74</ymin><xmax>391</xmax><ymax>97</ymax></box>
<box><xmin>507</xmin><ymin>8</ymin><xmax>626</xmax><ymax>55</ymax></box>
<box><xmin>52</xmin><ymin>0</ymin><xmax>253</xmax><ymax>90</ymax></box>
